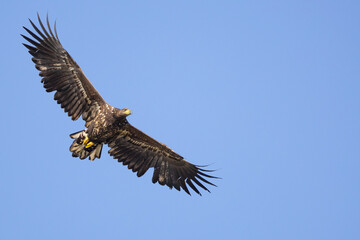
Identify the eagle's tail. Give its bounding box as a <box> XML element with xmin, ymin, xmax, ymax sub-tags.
<box><xmin>69</xmin><ymin>130</ymin><xmax>103</xmax><ymax>161</ymax></box>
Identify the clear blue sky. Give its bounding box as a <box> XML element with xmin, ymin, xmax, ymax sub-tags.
<box><xmin>1</xmin><ymin>1</ymin><xmax>359</xmax><ymax>239</ymax></box>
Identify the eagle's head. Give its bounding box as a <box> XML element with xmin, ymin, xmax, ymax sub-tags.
<box><xmin>114</xmin><ymin>108</ymin><xmax>132</xmax><ymax>119</ymax></box>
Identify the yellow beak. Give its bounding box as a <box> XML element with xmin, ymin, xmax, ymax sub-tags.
<box><xmin>124</xmin><ymin>109</ymin><xmax>132</xmax><ymax>116</ymax></box>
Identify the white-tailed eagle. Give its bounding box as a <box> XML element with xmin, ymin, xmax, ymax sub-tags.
<box><xmin>22</xmin><ymin>14</ymin><xmax>217</xmax><ymax>195</ymax></box>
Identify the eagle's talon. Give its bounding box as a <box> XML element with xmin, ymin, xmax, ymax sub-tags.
<box><xmin>86</xmin><ymin>141</ymin><xmax>95</xmax><ymax>148</ymax></box>
<box><xmin>83</xmin><ymin>137</ymin><xmax>89</xmax><ymax>145</ymax></box>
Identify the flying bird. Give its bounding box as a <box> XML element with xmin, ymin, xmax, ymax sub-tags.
<box><xmin>22</xmin><ymin>14</ymin><xmax>217</xmax><ymax>195</ymax></box>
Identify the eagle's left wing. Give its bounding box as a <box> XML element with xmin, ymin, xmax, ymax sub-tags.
<box><xmin>22</xmin><ymin>14</ymin><xmax>106</xmax><ymax>123</ymax></box>
<box><xmin>107</xmin><ymin>124</ymin><xmax>217</xmax><ymax>195</ymax></box>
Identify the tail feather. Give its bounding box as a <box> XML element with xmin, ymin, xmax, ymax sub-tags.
<box><xmin>69</xmin><ymin>130</ymin><xmax>103</xmax><ymax>161</ymax></box>
<box><xmin>70</xmin><ymin>130</ymin><xmax>83</xmax><ymax>139</ymax></box>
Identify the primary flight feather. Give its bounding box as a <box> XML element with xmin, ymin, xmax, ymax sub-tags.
<box><xmin>22</xmin><ymin>14</ymin><xmax>217</xmax><ymax>195</ymax></box>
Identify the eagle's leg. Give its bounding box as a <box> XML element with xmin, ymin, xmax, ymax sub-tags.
<box><xmin>83</xmin><ymin>136</ymin><xmax>95</xmax><ymax>148</ymax></box>
<box><xmin>83</xmin><ymin>137</ymin><xmax>89</xmax><ymax>145</ymax></box>
<box><xmin>86</xmin><ymin>141</ymin><xmax>95</xmax><ymax>148</ymax></box>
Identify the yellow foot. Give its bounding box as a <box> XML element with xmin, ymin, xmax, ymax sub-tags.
<box><xmin>83</xmin><ymin>137</ymin><xmax>94</xmax><ymax>148</ymax></box>
<box><xmin>83</xmin><ymin>137</ymin><xmax>89</xmax><ymax>145</ymax></box>
<box><xmin>86</xmin><ymin>142</ymin><xmax>95</xmax><ymax>148</ymax></box>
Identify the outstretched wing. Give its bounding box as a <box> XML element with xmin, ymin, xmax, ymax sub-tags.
<box><xmin>108</xmin><ymin>124</ymin><xmax>217</xmax><ymax>195</ymax></box>
<box><xmin>22</xmin><ymin>14</ymin><xmax>105</xmax><ymax>122</ymax></box>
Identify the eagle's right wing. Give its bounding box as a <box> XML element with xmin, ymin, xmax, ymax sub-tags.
<box><xmin>22</xmin><ymin>14</ymin><xmax>105</xmax><ymax>123</ymax></box>
<box><xmin>107</xmin><ymin>124</ymin><xmax>218</xmax><ymax>195</ymax></box>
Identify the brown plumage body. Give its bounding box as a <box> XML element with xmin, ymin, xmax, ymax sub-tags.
<box><xmin>22</xmin><ymin>14</ymin><xmax>218</xmax><ymax>195</ymax></box>
<box><xmin>86</xmin><ymin>105</ymin><xmax>126</xmax><ymax>142</ymax></box>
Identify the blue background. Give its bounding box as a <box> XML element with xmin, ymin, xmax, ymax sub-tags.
<box><xmin>1</xmin><ymin>1</ymin><xmax>359</xmax><ymax>239</ymax></box>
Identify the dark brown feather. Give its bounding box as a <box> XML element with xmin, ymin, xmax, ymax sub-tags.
<box><xmin>22</xmin><ymin>14</ymin><xmax>106</xmax><ymax>124</ymax></box>
<box><xmin>108</xmin><ymin>124</ymin><xmax>217</xmax><ymax>195</ymax></box>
